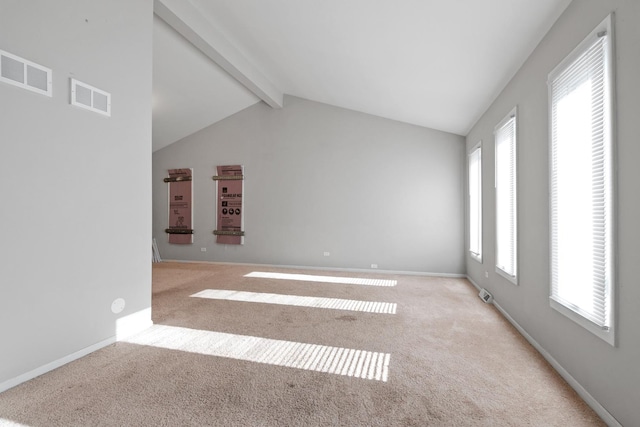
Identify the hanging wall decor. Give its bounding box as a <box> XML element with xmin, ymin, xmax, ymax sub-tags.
<box><xmin>164</xmin><ymin>168</ymin><xmax>193</xmax><ymax>244</ymax></box>
<box><xmin>213</xmin><ymin>165</ymin><xmax>244</xmax><ymax>245</ymax></box>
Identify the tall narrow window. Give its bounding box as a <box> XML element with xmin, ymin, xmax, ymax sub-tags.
<box><xmin>549</xmin><ymin>15</ymin><xmax>615</xmax><ymax>345</ymax></box>
<box><xmin>495</xmin><ymin>109</ymin><xmax>517</xmax><ymax>283</ymax></box>
<box><xmin>468</xmin><ymin>143</ymin><xmax>482</xmax><ymax>262</ymax></box>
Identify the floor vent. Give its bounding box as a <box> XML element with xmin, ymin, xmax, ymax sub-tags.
<box><xmin>479</xmin><ymin>288</ymin><xmax>493</xmax><ymax>304</ymax></box>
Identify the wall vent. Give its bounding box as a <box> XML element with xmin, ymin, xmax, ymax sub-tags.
<box><xmin>479</xmin><ymin>288</ymin><xmax>493</xmax><ymax>304</ymax></box>
<box><xmin>0</xmin><ymin>49</ymin><xmax>52</xmax><ymax>97</ymax></box>
<box><xmin>70</xmin><ymin>78</ymin><xmax>111</xmax><ymax>117</ymax></box>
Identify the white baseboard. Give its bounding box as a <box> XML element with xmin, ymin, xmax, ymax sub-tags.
<box><xmin>0</xmin><ymin>308</ymin><xmax>153</xmax><ymax>394</ymax></box>
<box><xmin>466</xmin><ymin>275</ymin><xmax>481</xmax><ymax>291</ymax></box>
<box><xmin>0</xmin><ymin>336</ymin><xmax>115</xmax><ymax>394</ymax></box>
<box><xmin>465</xmin><ymin>275</ymin><xmax>620</xmax><ymax>427</ymax></box>
<box><xmin>162</xmin><ymin>259</ymin><xmax>466</xmax><ymax>278</ymax></box>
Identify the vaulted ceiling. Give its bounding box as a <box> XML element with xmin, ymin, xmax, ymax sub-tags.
<box><xmin>152</xmin><ymin>0</ymin><xmax>572</xmax><ymax>152</ymax></box>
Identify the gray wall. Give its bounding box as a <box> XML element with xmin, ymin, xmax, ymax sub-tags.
<box><xmin>154</xmin><ymin>96</ymin><xmax>465</xmax><ymax>275</ymax></box>
<box><xmin>0</xmin><ymin>0</ymin><xmax>152</xmax><ymax>387</ymax></box>
<box><xmin>465</xmin><ymin>1</ymin><xmax>640</xmax><ymax>425</ymax></box>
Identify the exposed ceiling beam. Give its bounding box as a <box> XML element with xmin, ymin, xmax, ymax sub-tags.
<box><xmin>154</xmin><ymin>0</ymin><xmax>283</xmax><ymax>109</ymax></box>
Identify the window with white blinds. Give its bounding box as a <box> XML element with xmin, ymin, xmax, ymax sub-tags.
<box><xmin>468</xmin><ymin>143</ymin><xmax>482</xmax><ymax>262</ymax></box>
<box><xmin>548</xmin><ymin>15</ymin><xmax>615</xmax><ymax>345</ymax></box>
<box><xmin>495</xmin><ymin>109</ymin><xmax>517</xmax><ymax>283</ymax></box>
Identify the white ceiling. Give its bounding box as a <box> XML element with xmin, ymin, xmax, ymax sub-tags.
<box><xmin>152</xmin><ymin>0</ymin><xmax>572</xmax><ymax>151</ymax></box>
<box><xmin>152</xmin><ymin>15</ymin><xmax>259</xmax><ymax>151</ymax></box>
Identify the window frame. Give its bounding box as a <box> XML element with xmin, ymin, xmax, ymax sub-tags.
<box><xmin>494</xmin><ymin>108</ymin><xmax>518</xmax><ymax>285</ymax></box>
<box><xmin>468</xmin><ymin>142</ymin><xmax>483</xmax><ymax>263</ymax></box>
<box><xmin>547</xmin><ymin>14</ymin><xmax>616</xmax><ymax>346</ymax></box>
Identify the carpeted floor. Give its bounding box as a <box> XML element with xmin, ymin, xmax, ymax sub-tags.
<box><xmin>0</xmin><ymin>262</ymin><xmax>604</xmax><ymax>426</ymax></box>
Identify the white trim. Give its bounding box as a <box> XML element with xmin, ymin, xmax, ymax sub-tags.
<box><xmin>549</xmin><ymin>298</ymin><xmax>615</xmax><ymax>346</ymax></box>
<box><xmin>547</xmin><ymin>14</ymin><xmax>616</xmax><ymax>346</ymax></box>
<box><xmin>465</xmin><ymin>275</ymin><xmax>620</xmax><ymax>427</ymax></box>
<box><xmin>493</xmin><ymin>301</ymin><xmax>620</xmax><ymax>427</ymax></box>
<box><xmin>493</xmin><ymin>107</ymin><xmax>517</xmax><ymax>135</ymax></box>
<box><xmin>0</xmin><ymin>337</ymin><xmax>114</xmax><ymax>393</ymax></box>
<box><xmin>495</xmin><ymin>265</ymin><xmax>517</xmax><ymax>285</ymax></box>
<box><xmin>547</xmin><ymin>15</ymin><xmax>613</xmax><ymax>85</ymax></box>
<box><xmin>0</xmin><ymin>309</ymin><xmax>152</xmax><ymax>394</ymax></box>
<box><xmin>494</xmin><ymin>107</ymin><xmax>518</xmax><ymax>284</ymax></box>
<box><xmin>468</xmin><ymin>141</ymin><xmax>483</xmax><ymax>263</ymax></box>
<box><xmin>469</xmin><ymin>141</ymin><xmax>482</xmax><ymax>151</ymax></box>
<box><xmin>162</xmin><ymin>259</ymin><xmax>466</xmax><ymax>278</ymax></box>
<box><xmin>466</xmin><ymin>275</ymin><xmax>482</xmax><ymax>291</ymax></box>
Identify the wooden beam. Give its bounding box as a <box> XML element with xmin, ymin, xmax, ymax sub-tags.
<box><xmin>154</xmin><ymin>0</ymin><xmax>283</xmax><ymax>109</ymax></box>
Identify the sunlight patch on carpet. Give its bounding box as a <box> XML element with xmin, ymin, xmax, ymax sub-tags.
<box><xmin>0</xmin><ymin>419</ymin><xmax>32</xmax><ymax>427</ymax></box>
<box><xmin>245</xmin><ymin>271</ymin><xmax>397</xmax><ymax>287</ymax></box>
<box><xmin>190</xmin><ymin>289</ymin><xmax>397</xmax><ymax>314</ymax></box>
<box><xmin>124</xmin><ymin>325</ymin><xmax>390</xmax><ymax>382</ymax></box>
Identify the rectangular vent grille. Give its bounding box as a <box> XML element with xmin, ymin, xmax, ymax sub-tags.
<box><xmin>479</xmin><ymin>288</ymin><xmax>493</xmax><ymax>304</ymax></box>
<box><xmin>0</xmin><ymin>50</ymin><xmax>52</xmax><ymax>97</ymax></box>
<box><xmin>70</xmin><ymin>78</ymin><xmax>111</xmax><ymax>117</ymax></box>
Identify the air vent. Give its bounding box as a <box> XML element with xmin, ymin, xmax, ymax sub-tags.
<box><xmin>0</xmin><ymin>49</ymin><xmax>52</xmax><ymax>96</ymax></box>
<box><xmin>70</xmin><ymin>78</ymin><xmax>111</xmax><ymax>116</ymax></box>
<box><xmin>478</xmin><ymin>288</ymin><xmax>493</xmax><ymax>304</ymax></box>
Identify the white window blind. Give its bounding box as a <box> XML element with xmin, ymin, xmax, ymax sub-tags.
<box><xmin>468</xmin><ymin>144</ymin><xmax>482</xmax><ymax>262</ymax></box>
<box><xmin>495</xmin><ymin>110</ymin><xmax>517</xmax><ymax>283</ymax></box>
<box><xmin>549</xmin><ymin>15</ymin><xmax>614</xmax><ymax>345</ymax></box>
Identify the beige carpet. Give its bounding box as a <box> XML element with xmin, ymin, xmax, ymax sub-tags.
<box><xmin>0</xmin><ymin>262</ymin><xmax>604</xmax><ymax>426</ymax></box>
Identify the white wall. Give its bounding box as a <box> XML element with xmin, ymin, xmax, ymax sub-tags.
<box><xmin>0</xmin><ymin>0</ymin><xmax>153</xmax><ymax>388</ymax></box>
<box><xmin>466</xmin><ymin>1</ymin><xmax>640</xmax><ymax>425</ymax></box>
<box><xmin>153</xmin><ymin>96</ymin><xmax>465</xmax><ymax>275</ymax></box>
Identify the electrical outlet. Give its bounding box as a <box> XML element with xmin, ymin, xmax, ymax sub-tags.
<box><xmin>323</xmin><ymin>251</ymin><xmax>330</xmax><ymax>257</ymax></box>
<box><xmin>371</xmin><ymin>264</ymin><xmax>378</xmax><ymax>269</ymax></box>
<box><xmin>201</xmin><ymin>248</ymin><xmax>207</xmax><ymax>252</ymax></box>
<box><xmin>485</xmin><ymin>271</ymin><xmax>489</xmax><ymax>278</ymax></box>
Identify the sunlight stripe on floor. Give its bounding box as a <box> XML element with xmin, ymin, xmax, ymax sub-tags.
<box><xmin>244</xmin><ymin>271</ymin><xmax>397</xmax><ymax>287</ymax></box>
<box><xmin>124</xmin><ymin>325</ymin><xmax>391</xmax><ymax>382</ymax></box>
<box><xmin>0</xmin><ymin>420</ymin><xmax>31</xmax><ymax>427</ymax></box>
<box><xmin>190</xmin><ymin>289</ymin><xmax>397</xmax><ymax>314</ymax></box>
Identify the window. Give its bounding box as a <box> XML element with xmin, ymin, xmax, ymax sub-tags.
<box><xmin>468</xmin><ymin>143</ymin><xmax>482</xmax><ymax>262</ymax></box>
<box><xmin>495</xmin><ymin>109</ymin><xmax>517</xmax><ymax>283</ymax></box>
<box><xmin>549</xmin><ymin>15</ymin><xmax>615</xmax><ymax>345</ymax></box>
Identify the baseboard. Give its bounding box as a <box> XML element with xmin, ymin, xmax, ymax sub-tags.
<box><xmin>465</xmin><ymin>275</ymin><xmax>482</xmax><ymax>291</ymax></box>
<box><xmin>465</xmin><ymin>275</ymin><xmax>620</xmax><ymax>427</ymax></box>
<box><xmin>0</xmin><ymin>336</ymin><xmax>115</xmax><ymax>394</ymax></box>
<box><xmin>0</xmin><ymin>308</ymin><xmax>153</xmax><ymax>394</ymax></box>
<box><xmin>163</xmin><ymin>259</ymin><xmax>466</xmax><ymax>278</ymax></box>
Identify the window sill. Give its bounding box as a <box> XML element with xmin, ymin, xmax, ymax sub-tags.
<box><xmin>496</xmin><ymin>267</ymin><xmax>517</xmax><ymax>285</ymax></box>
<box><xmin>550</xmin><ymin>298</ymin><xmax>615</xmax><ymax>346</ymax></box>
